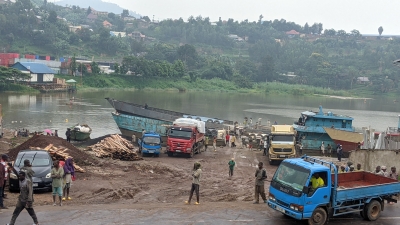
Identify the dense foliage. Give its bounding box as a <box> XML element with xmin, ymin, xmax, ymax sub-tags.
<box><xmin>1</xmin><ymin>0</ymin><xmax>400</xmax><ymax>95</ymax></box>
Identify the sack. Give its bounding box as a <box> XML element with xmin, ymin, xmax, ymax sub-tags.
<box><xmin>72</xmin><ymin>175</ymin><xmax>76</xmax><ymax>181</ymax></box>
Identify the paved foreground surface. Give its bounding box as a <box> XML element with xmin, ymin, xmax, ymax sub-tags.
<box><xmin>1</xmin><ymin>202</ymin><xmax>399</xmax><ymax>225</ymax></box>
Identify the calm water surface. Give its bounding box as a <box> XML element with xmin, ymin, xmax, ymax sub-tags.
<box><xmin>0</xmin><ymin>90</ymin><xmax>399</xmax><ymax>138</ymax></box>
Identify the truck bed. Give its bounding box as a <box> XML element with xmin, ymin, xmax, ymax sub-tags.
<box><xmin>331</xmin><ymin>172</ymin><xmax>400</xmax><ymax>202</ymax></box>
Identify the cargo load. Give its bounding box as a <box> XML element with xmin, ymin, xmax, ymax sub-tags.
<box><xmin>173</xmin><ymin>118</ymin><xmax>205</xmax><ymax>134</ymax></box>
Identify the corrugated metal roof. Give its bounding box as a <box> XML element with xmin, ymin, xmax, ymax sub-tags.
<box><xmin>15</xmin><ymin>62</ymin><xmax>55</xmax><ymax>74</ymax></box>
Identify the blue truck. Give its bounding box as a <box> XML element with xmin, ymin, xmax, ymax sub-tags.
<box><xmin>268</xmin><ymin>155</ymin><xmax>400</xmax><ymax>225</ymax></box>
<box><xmin>138</xmin><ymin>131</ymin><xmax>162</xmax><ymax>157</ymax></box>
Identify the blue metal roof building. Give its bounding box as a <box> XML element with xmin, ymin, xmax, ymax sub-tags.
<box><xmin>11</xmin><ymin>62</ymin><xmax>55</xmax><ymax>83</ymax></box>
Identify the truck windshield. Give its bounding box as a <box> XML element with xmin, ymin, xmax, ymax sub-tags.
<box><xmin>143</xmin><ymin>136</ymin><xmax>160</xmax><ymax>146</ymax></box>
<box><xmin>271</xmin><ymin>135</ymin><xmax>293</xmax><ymax>142</ymax></box>
<box><xmin>168</xmin><ymin>130</ymin><xmax>192</xmax><ymax>140</ymax></box>
<box><xmin>272</xmin><ymin>162</ymin><xmax>310</xmax><ymax>195</ymax></box>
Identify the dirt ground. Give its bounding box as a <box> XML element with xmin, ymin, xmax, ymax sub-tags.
<box><xmin>0</xmin><ymin>131</ymin><xmax>278</xmax><ymax>210</ymax></box>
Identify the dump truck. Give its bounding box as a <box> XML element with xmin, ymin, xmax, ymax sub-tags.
<box><xmin>268</xmin><ymin>125</ymin><xmax>296</xmax><ymax>164</ymax></box>
<box><xmin>267</xmin><ymin>156</ymin><xmax>400</xmax><ymax>225</ymax></box>
<box><xmin>166</xmin><ymin>118</ymin><xmax>205</xmax><ymax>158</ymax></box>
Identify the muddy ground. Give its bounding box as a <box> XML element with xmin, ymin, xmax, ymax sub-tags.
<box><xmin>0</xmin><ymin>130</ymin><xmax>278</xmax><ymax>210</ymax></box>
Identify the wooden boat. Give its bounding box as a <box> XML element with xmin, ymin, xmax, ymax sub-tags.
<box><xmin>70</xmin><ymin>124</ymin><xmax>92</xmax><ymax>141</ymax></box>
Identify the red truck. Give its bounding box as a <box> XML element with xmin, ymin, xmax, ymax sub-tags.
<box><xmin>166</xmin><ymin>118</ymin><xmax>205</xmax><ymax>158</ymax></box>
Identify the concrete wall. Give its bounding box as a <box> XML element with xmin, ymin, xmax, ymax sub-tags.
<box><xmin>349</xmin><ymin>150</ymin><xmax>400</xmax><ymax>172</ymax></box>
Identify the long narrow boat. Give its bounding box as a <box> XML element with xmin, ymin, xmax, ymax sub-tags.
<box><xmin>105</xmin><ymin>98</ymin><xmax>233</xmax><ymax>140</ymax></box>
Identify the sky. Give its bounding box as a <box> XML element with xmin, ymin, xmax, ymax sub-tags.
<box><xmin>106</xmin><ymin>0</ymin><xmax>400</xmax><ymax>35</ymax></box>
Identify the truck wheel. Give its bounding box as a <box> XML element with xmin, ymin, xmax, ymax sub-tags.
<box><xmin>366</xmin><ymin>200</ymin><xmax>381</xmax><ymax>221</ymax></box>
<box><xmin>308</xmin><ymin>207</ymin><xmax>327</xmax><ymax>225</ymax></box>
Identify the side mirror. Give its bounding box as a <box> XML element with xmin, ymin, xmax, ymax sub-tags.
<box><xmin>302</xmin><ymin>186</ymin><xmax>310</xmax><ymax>194</ymax></box>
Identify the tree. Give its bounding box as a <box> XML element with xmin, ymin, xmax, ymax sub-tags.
<box><xmin>142</xmin><ymin>16</ymin><xmax>151</xmax><ymax>22</ymax></box>
<box><xmin>304</xmin><ymin>23</ymin><xmax>310</xmax><ymax>34</ymax></box>
<box><xmin>108</xmin><ymin>13</ymin><xmax>115</xmax><ymax>20</ymax></box>
<box><xmin>378</xmin><ymin>26</ymin><xmax>383</xmax><ymax>36</ymax></box>
<box><xmin>90</xmin><ymin>61</ymin><xmax>100</xmax><ymax>74</ymax></box>
<box><xmin>122</xmin><ymin>9</ymin><xmax>129</xmax><ymax>18</ymax></box>
<box><xmin>48</xmin><ymin>10</ymin><xmax>57</xmax><ymax>23</ymax></box>
<box><xmin>113</xmin><ymin>63</ymin><xmax>120</xmax><ymax>74</ymax></box>
<box><xmin>0</xmin><ymin>67</ymin><xmax>31</xmax><ymax>83</ymax></box>
<box><xmin>86</xmin><ymin>6</ymin><xmax>92</xmax><ymax>15</ymax></box>
<box><xmin>177</xmin><ymin>44</ymin><xmax>198</xmax><ymax>69</ymax></box>
<box><xmin>258</xmin><ymin>14</ymin><xmax>264</xmax><ymax>24</ymax></box>
<box><xmin>70</xmin><ymin>55</ymin><xmax>77</xmax><ymax>76</ymax></box>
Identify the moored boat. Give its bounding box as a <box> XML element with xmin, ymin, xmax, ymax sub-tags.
<box><xmin>293</xmin><ymin>106</ymin><xmax>359</xmax><ymax>151</ymax></box>
<box><xmin>106</xmin><ymin>98</ymin><xmax>232</xmax><ymax>141</ymax></box>
<box><xmin>70</xmin><ymin>124</ymin><xmax>92</xmax><ymax>141</ymax></box>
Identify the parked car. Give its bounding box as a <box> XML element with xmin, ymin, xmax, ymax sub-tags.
<box><xmin>9</xmin><ymin>150</ymin><xmax>53</xmax><ymax>192</ymax></box>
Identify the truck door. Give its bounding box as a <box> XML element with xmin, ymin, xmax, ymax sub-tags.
<box><xmin>303</xmin><ymin>171</ymin><xmax>330</xmax><ymax>218</ymax></box>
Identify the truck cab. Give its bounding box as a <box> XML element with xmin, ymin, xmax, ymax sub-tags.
<box><xmin>268</xmin><ymin>156</ymin><xmax>400</xmax><ymax>225</ymax></box>
<box><xmin>138</xmin><ymin>131</ymin><xmax>162</xmax><ymax>157</ymax></box>
<box><xmin>166</xmin><ymin>118</ymin><xmax>205</xmax><ymax>158</ymax></box>
<box><xmin>268</xmin><ymin>125</ymin><xmax>296</xmax><ymax>164</ymax></box>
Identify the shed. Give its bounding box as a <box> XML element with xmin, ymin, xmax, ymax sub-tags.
<box><xmin>11</xmin><ymin>62</ymin><xmax>55</xmax><ymax>83</ymax></box>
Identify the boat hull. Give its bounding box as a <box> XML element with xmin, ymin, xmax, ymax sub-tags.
<box><xmin>111</xmin><ymin>112</ymin><xmax>171</xmax><ymax>138</ymax></box>
<box><xmin>71</xmin><ymin>131</ymin><xmax>91</xmax><ymax>141</ymax></box>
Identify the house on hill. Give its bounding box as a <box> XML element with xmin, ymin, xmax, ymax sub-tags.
<box><xmin>86</xmin><ymin>13</ymin><xmax>98</xmax><ymax>22</ymax></box>
<box><xmin>103</xmin><ymin>20</ymin><xmax>112</xmax><ymax>28</ymax></box>
<box><xmin>286</xmin><ymin>30</ymin><xmax>300</xmax><ymax>38</ymax></box>
<box><xmin>357</xmin><ymin>76</ymin><xmax>370</xmax><ymax>84</ymax></box>
<box><xmin>11</xmin><ymin>62</ymin><xmax>55</xmax><ymax>83</ymax></box>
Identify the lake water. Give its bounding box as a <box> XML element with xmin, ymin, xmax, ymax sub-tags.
<box><xmin>0</xmin><ymin>90</ymin><xmax>399</xmax><ymax>138</ymax></box>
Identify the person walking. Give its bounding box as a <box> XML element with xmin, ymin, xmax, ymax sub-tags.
<box><xmin>62</xmin><ymin>158</ymin><xmax>75</xmax><ymax>201</ymax></box>
<box><xmin>263</xmin><ymin>139</ymin><xmax>268</xmax><ymax>156</ymax></box>
<box><xmin>337</xmin><ymin>144</ymin><xmax>343</xmax><ymax>162</ymax></box>
<box><xmin>0</xmin><ymin>156</ymin><xmax>5</xmax><ymax>210</ymax></box>
<box><xmin>185</xmin><ymin>162</ymin><xmax>202</xmax><ymax>205</ymax></box>
<box><xmin>254</xmin><ymin>162</ymin><xmax>267</xmax><ymax>204</ymax></box>
<box><xmin>231</xmin><ymin>135</ymin><xmax>236</xmax><ymax>147</ymax></box>
<box><xmin>204</xmin><ymin>136</ymin><xmax>209</xmax><ymax>151</ymax></box>
<box><xmin>65</xmin><ymin>128</ymin><xmax>71</xmax><ymax>143</ymax></box>
<box><xmin>51</xmin><ymin>160</ymin><xmax>64</xmax><ymax>206</ymax></box>
<box><xmin>213</xmin><ymin>137</ymin><xmax>217</xmax><ymax>151</ymax></box>
<box><xmin>320</xmin><ymin>142</ymin><xmax>325</xmax><ymax>157</ymax></box>
<box><xmin>54</xmin><ymin>130</ymin><xmax>58</xmax><ymax>137</ymax></box>
<box><xmin>327</xmin><ymin>144</ymin><xmax>332</xmax><ymax>157</ymax></box>
<box><xmin>6</xmin><ymin>171</ymin><xmax>39</xmax><ymax>225</ymax></box>
<box><xmin>1</xmin><ymin>154</ymin><xmax>9</xmax><ymax>201</ymax></box>
<box><xmin>228</xmin><ymin>158</ymin><xmax>235</xmax><ymax>178</ymax></box>
<box><xmin>20</xmin><ymin>159</ymin><xmax>35</xmax><ymax>181</ymax></box>
<box><xmin>225</xmin><ymin>133</ymin><xmax>230</xmax><ymax>147</ymax></box>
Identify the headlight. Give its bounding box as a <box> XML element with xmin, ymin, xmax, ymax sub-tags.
<box><xmin>45</xmin><ymin>173</ymin><xmax>51</xmax><ymax>179</ymax></box>
<box><xmin>268</xmin><ymin>193</ymin><xmax>276</xmax><ymax>201</ymax></box>
<box><xmin>142</xmin><ymin>148</ymin><xmax>148</xmax><ymax>151</ymax></box>
<box><xmin>186</xmin><ymin>148</ymin><xmax>191</xmax><ymax>151</ymax></box>
<box><xmin>10</xmin><ymin>172</ymin><xmax>18</xmax><ymax>179</ymax></box>
<box><xmin>270</xmin><ymin>154</ymin><xmax>277</xmax><ymax>158</ymax></box>
<box><xmin>290</xmin><ymin>204</ymin><xmax>304</xmax><ymax>212</ymax></box>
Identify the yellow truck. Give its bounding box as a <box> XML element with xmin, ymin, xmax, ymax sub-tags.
<box><xmin>268</xmin><ymin>125</ymin><xmax>296</xmax><ymax>165</ymax></box>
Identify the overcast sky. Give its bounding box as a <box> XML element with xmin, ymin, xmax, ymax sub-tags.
<box><xmin>107</xmin><ymin>0</ymin><xmax>400</xmax><ymax>35</ymax></box>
